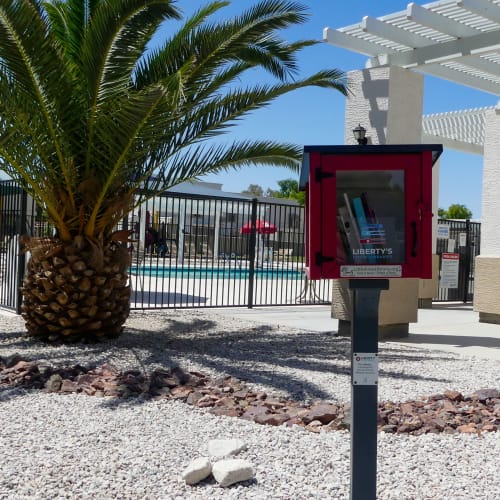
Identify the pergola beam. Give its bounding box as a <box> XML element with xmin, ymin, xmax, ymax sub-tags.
<box><xmin>406</xmin><ymin>2</ymin><xmax>480</xmax><ymax>38</ymax></box>
<box><xmin>361</xmin><ymin>15</ymin><xmax>434</xmax><ymax>48</ymax></box>
<box><xmin>322</xmin><ymin>27</ymin><xmax>399</xmax><ymax>56</ymax></box>
<box><xmin>366</xmin><ymin>30</ymin><xmax>500</xmax><ymax>68</ymax></box>
<box><xmin>456</xmin><ymin>0</ymin><xmax>500</xmax><ymax>24</ymax></box>
<box><xmin>458</xmin><ymin>54</ymin><xmax>500</xmax><ymax>77</ymax></box>
<box><xmin>419</xmin><ymin>62</ymin><xmax>500</xmax><ymax>94</ymax></box>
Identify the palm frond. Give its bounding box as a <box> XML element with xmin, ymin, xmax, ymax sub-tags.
<box><xmin>149</xmin><ymin>140</ymin><xmax>302</xmax><ymax>195</ymax></box>
<box><xmin>0</xmin><ymin>0</ymin><xmax>348</xmax><ymax>242</ymax></box>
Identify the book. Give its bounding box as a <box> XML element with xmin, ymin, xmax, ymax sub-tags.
<box><xmin>338</xmin><ymin>206</ymin><xmax>360</xmax><ymax>263</ymax></box>
<box><xmin>342</xmin><ymin>193</ymin><xmax>362</xmax><ymax>244</ymax></box>
<box><xmin>336</xmin><ymin>216</ymin><xmax>348</xmax><ymax>264</ymax></box>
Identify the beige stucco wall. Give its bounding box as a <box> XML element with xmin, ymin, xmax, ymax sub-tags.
<box><xmin>473</xmin><ymin>107</ymin><xmax>500</xmax><ymax>322</ymax></box>
<box><xmin>332</xmin><ymin>279</ymin><xmax>418</xmax><ymax>325</ymax></box>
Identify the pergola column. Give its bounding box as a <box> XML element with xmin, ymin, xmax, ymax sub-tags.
<box><xmin>334</xmin><ymin>65</ymin><xmax>425</xmax><ymax>338</ymax></box>
<box><xmin>474</xmin><ymin>106</ymin><xmax>500</xmax><ymax>324</ymax></box>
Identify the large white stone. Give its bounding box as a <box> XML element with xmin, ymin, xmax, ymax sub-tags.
<box><xmin>181</xmin><ymin>457</ymin><xmax>212</xmax><ymax>485</ymax></box>
<box><xmin>212</xmin><ymin>459</ymin><xmax>255</xmax><ymax>487</ymax></box>
<box><xmin>208</xmin><ymin>438</ymin><xmax>247</xmax><ymax>458</ymax></box>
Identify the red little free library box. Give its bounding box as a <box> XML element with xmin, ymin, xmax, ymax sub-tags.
<box><xmin>299</xmin><ymin>144</ymin><xmax>442</xmax><ymax>280</ymax></box>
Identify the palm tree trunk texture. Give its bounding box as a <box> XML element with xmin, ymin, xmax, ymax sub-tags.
<box><xmin>21</xmin><ymin>237</ymin><xmax>131</xmax><ymax>342</ymax></box>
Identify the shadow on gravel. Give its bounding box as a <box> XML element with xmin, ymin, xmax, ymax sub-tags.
<box><xmin>394</xmin><ymin>333</ymin><xmax>500</xmax><ymax>350</ymax></box>
<box><xmin>1</xmin><ymin>314</ymin><xmax>459</xmax><ymax>405</ymax></box>
<box><xmin>93</xmin><ymin>317</ymin><xmax>455</xmax><ymax>405</ymax></box>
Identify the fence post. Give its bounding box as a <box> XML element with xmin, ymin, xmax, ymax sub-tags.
<box><xmin>247</xmin><ymin>198</ymin><xmax>258</xmax><ymax>309</ymax></box>
<box><xmin>16</xmin><ymin>190</ymin><xmax>28</xmax><ymax>314</ymax></box>
<box><xmin>462</xmin><ymin>219</ymin><xmax>472</xmax><ymax>303</ymax></box>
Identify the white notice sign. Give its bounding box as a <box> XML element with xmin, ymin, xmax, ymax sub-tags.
<box><xmin>353</xmin><ymin>353</ymin><xmax>378</xmax><ymax>386</ymax></box>
<box><xmin>459</xmin><ymin>233</ymin><xmax>467</xmax><ymax>247</ymax></box>
<box><xmin>440</xmin><ymin>252</ymin><xmax>460</xmax><ymax>288</ymax></box>
<box><xmin>437</xmin><ymin>224</ymin><xmax>450</xmax><ymax>239</ymax></box>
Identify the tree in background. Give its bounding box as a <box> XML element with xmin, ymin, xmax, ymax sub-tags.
<box><xmin>267</xmin><ymin>178</ymin><xmax>305</xmax><ymax>205</ymax></box>
<box><xmin>241</xmin><ymin>184</ymin><xmax>265</xmax><ymax>197</ymax></box>
<box><xmin>0</xmin><ymin>0</ymin><xmax>348</xmax><ymax>342</ymax></box>
<box><xmin>438</xmin><ymin>204</ymin><xmax>473</xmax><ymax>219</ymax></box>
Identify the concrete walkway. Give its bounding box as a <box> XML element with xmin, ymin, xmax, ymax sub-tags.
<box><xmin>212</xmin><ymin>303</ymin><xmax>500</xmax><ymax>361</ymax></box>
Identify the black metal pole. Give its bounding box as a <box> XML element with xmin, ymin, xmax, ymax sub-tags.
<box><xmin>16</xmin><ymin>190</ymin><xmax>28</xmax><ymax>314</ymax></box>
<box><xmin>463</xmin><ymin>219</ymin><xmax>471</xmax><ymax>303</ymax></box>
<box><xmin>247</xmin><ymin>198</ymin><xmax>258</xmax><ymax>309</ymax></box>
<box><xmin>349</xmin><ymin>279</ymin><xmax>389</xmax><ymax>500</ymax></box>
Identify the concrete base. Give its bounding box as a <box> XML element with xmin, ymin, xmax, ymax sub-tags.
<box><xmin>479</xmin><ymin>312</ymin><xmax>500</xmax><ymax>324</ymax></box>
<box><xmin>331</xmin><ymin>279</ymin><xmax>418</xmax><ymax>339</ymax></box>
<box><xmin>337</xmin><ymin>319</ymin><xmax>409</xmax><ymax>339</ymax></box>
<box><xmin>473</xmin><ymin>256</ymin><xmax>500</xmax><ymax>324</ymax></box>
<box><xmin>418</xmin><ymin>298</ymin><xmax>433</xmax><ymax>309</ymax></box>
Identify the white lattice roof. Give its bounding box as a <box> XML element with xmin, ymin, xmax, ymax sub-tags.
<box><xmin>324</xmin><ymin>0</ymin><xmax>500</xmax><ymax>96</ymax></box>
<box><xmin>422</xmin><ymin>105</ymin><xmax>496</xmax><ymax>153</ymax></box>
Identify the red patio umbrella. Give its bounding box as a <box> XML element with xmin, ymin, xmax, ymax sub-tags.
<box><xmin>240</xmin><ymin>219</ymin><xmax>277</xmax><ymax>234</ymax></box>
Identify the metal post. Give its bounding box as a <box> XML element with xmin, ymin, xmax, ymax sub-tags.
<box><xmin>462</xmin><ymin>219</ymin><xmax>471</xmax><ymax>303</ymax></box>
<box><xmin>349</xmin><ymin>279</ymin><xmax>389</xmax><ymax>500</ymax></box>
<box><xmin>247</xmin><ymin>198</ymin><xmax>258</xmax><ymax>309</ymax></box>
<box><xmin>16</xmin><ymin>190</ymin><xmax>28</xmax><ymax>314</ymax></box>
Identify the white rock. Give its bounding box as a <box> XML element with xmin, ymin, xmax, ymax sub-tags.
<box><xmin>212</xmin><ymin>459</ymin><xmax>255</xmax><ymax>487</ymax></box>
<box><xmin>208</xmin><ymin>438</ymin><xmax>247</xmax><ymax>458</ymax></box>
<box><xmin>181</xmin><ymin>457</ymin><xmax>212</xmax><ymax>485</ymax></box>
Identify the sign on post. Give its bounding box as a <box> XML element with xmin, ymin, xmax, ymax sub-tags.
<box><xmin>441</xmin><ymin>252</ymin><xmax>460</xmax><ymax>288</ymax></box>
<box><xmin>437</xmin><ymin>224</ymin><xmax>450</xmax><ymax>239</ymax></box>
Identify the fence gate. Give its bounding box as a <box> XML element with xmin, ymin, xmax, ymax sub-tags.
<box><xmin>435</xmin><ymin>219</ymin><xmax>481</xmax><ymax>302</ymax></box>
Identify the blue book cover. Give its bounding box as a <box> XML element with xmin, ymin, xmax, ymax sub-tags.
<box><xmin>352</xmin><ymin>196</ymin><xmax>376</xmax><ymax>263</ymax></box>
<box><xmin>352</xmin><ymin>197</ymin><xmax>369</xmax><ymax>236</ymax></box>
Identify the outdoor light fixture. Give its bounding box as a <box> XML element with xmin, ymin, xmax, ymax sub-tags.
<box><xmin>353</xmin><ymin>124</ymin><xmax>368</xmax><ymax>145</ymax></box>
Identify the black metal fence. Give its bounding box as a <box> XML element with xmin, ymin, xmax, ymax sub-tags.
<box><xmin>0</xmin><ymin>180</ymin><xmax>481</xmax><ymax>311</ymax></box>
<box><xmin>126</xmin><ymin>191</ymin><xmax>331</xmax><ymax>309</ymax></box>
<box><xmin>0</xmin><ymin>181</ymin><xmax>332</xmax><ymax>312</ymax></box>
<box><xmin>435</xmin><ymin>219</ymin><xmax>481</xmax><ymax>302</ymax></box>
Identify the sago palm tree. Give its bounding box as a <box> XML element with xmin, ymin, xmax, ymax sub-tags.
<box><xmin>0</xmin><ymin>0</ymin><xmax>347</xmax><ymax>342</ymax></box>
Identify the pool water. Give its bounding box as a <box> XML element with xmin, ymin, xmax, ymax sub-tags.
<box><xmin>131</xmin><ymin>266</ymin><xmax>303</xmax><ymax>280</ymax></box>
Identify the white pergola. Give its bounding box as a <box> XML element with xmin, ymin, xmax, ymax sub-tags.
<box><xmin>422</xmin><ymin>105</ymin><xmax>495</xmax><ymax>153</ymax></box>
<box><xmin>324</xmin><ymin>0</ymin><xmax>500</xmax><ymax>97</ymax></box>
<box><xmin>324</xmin><ymin>0</ymin><xmax>500</xmax><ymax>154</ymax></box>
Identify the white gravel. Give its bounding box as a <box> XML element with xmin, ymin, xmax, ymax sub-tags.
<box><xmin>1</xmin><ymin>308</ymin><xmax>499</xmax><ymax>499</ymax></box>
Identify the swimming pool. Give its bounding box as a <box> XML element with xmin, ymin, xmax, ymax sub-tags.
<box><xmin>130</xmin><ymin>266</ymin><xmax>303</xmax><ymax>280</ymax></box>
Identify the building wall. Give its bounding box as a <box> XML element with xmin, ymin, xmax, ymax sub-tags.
<box><xmin>474</xmin><ymin>106</ymin><xmax>500</xmax><ymax>323</ymax></box>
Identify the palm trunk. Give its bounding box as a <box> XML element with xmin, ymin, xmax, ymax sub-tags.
<box><xmin>20</xmin><ymin>236</ymin><xmax>131</xmax><ymax>342</ymax></box>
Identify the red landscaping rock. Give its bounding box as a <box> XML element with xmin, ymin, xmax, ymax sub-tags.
<box><xmin>1</xmin><ymin>355</ymin><xmax>498</xmax><ymax>436</ymax></box>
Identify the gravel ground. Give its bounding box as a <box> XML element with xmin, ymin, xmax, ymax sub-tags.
<box><xmin>1</xmin><ymin>309</ymin><xmax>499</xmax><ymax>499</ymax></box>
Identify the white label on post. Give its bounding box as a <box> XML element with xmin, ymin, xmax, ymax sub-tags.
<box><xmin>353</xmin><ymin>353</ymin><xmax>378</xmax><ymax>386</ymax></box>
<box><xmin>459</xmin><ymin>233</ymin><xmax>467</xmax><ymax>247</ymax></box>
<box><xmin>340</xmin><ymin>265</ymin><xmax>402</xmax><ymax>278</ymax></box>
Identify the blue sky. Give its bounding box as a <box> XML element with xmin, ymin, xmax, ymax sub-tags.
<box><xmin>173</xmin><ymin>0</ymin><xmax>497</xmax><ymax>219</ymax></box>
